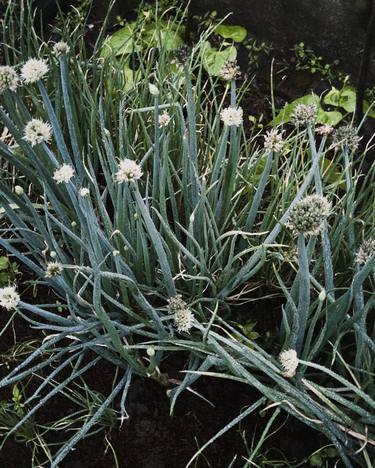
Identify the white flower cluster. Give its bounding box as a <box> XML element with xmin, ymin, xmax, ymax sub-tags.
<box><xmin>356</xmin><ymin>239</ymin><xmax>375</xmax><ymax>266</ymax></box>
<box><xmin>219</xmin><ymin>60</ymin><xmax>241</xmax><ymax>81</ymax></box>
<box><xmin>53</xmin><ymin>41</ymin><xmax>70</xmax><ymax>57</ymax></box>
<box><xmin>79</xmin><ymin>187</ymin><xmax>90</xmax><ymax>197</ymax></box>
<box><xmin>115</xmin><ymin>159</ymin><xmax>143</xmax><ymax>183</ymax></box>
<box><xmin>53</xmin><ymin>164</ymin><xmax>75</xmax><ymax>184</ymax></box>
<box><xmin>279</xmin><ymin>349</ymin><xmax>298</xmax><ymax>378</ymax></box>
<box><xmin>291</xmin><ymin>104</ymin><xmax>317</xmax><ymax>127</ymax></box>
<box><xmin>23</xmin><ymin>118</ymin><xmax>52</xmax><ymax>146</ymax></box>
<box><xmin>287</xmin><ymin>195</ymin><xmax>331</xmax><ymax>236</ymax></box>
<box><xmin>315</xmin><ymin>124</ymin><xmax>333</xmax><ymax>136</ymax></box>
<box><xmin>21</xmin><ymin>58</ymin><xmax>49</xmax><ymax>84</ymax></box>
<box><xmin>0</xmin><ymin>286</ymin><xmax>20</xmax><ymax>310</ymax></box>
<box><xmin>0</xmin><ymin>66</ymin><xmax>19</xmax><ymax>94</ymax></box>
<box><xmin>263</xmin><ymin>129</ymin><xmax>284</xmax><ymax>153</ymax></box>
<box><xmin>158</xmin><ymin>111</ymin><xmax>171</xmax><ymax>128</ymax></box>
<box><xmin>220</xmin><ymin>106</ymin><xmax>243</xmax><ymax>127</ymax></box>
<box><xmin>167</xmin><ymin>294</ymin><xmax>193</xmax><ymax>333</ymax></box>
<box><xmin>45</xmin><ymin>262</ymin><xmax>63</xmax><ymax>278</ymax></box>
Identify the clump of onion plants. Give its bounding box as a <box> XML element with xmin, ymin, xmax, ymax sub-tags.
<box><xmin>0</xmin><ymin>2</ymin><xmax>374</xmax><ymax>467</ymax></box>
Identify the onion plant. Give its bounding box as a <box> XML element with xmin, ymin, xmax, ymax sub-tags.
<box><xmin>0</xmin><ymin>2</ymin><xmax>374</xmax><ymax>467</ymax></box>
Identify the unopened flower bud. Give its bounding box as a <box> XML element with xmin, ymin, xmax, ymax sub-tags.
<box><xmin>148</xmin><ymin>83</ymin><xmax>159</xmax><ymax>96</ymax></box>
<box><xmin>318</xmin><ymin>289</ymin><xmax>326</xmax><ymax>302</ymax></box>
<box><xmin>14</xmin><ymin>185</ymin><xmax>24</xmax><ymax>195</ymax></box>
<box><xmin>146</xmin><ymin>347</ymin><xmax>155</xmax><ymax>357</ymax></box>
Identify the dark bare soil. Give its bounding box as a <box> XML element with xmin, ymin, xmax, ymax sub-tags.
<box><xmin>0</xmin><ymin>293</ymin><xmax>333</xmax><ymax>468</ymax></box>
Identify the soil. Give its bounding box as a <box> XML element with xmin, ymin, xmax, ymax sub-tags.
<box><xmin>0</xmin><ymin>341</ymin><xmax>330</xmax><ymax>468</ymax></box>
<box><xmin>0</xmin><ymin>286</ymin><xmax>334</xmax><ymax>468</ymax></box>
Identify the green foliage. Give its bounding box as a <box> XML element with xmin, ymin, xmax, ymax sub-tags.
<box><xmin>215</xmin><ymin>24</ymin><xmax>247</xmax><ymax>42</ymax></box>
<box><xmin>201</xmin><ymin>40</ymin><xmax>237</xmax><ymax>75</ymax></box>
<box><xmin>101</xmin><ymin>20</ymin><xmax>183</xmax><ymax>57</ymax></box>
<box><xmin>271</xmin><ymin>93</ymin><xmax>343</xmax><ymax>126</ymax></box>
<box><xmin>272</xmin><ymin>85</ymin><xmax>375</xmax><ymax>126</ymax></box>
<box><xmin>0</xmin><ymin>255</ymin><xmax>18</xmax><ymax>286</ymax></box>
<box><xmin>323</xmin><ymin>85</ymin><xmax>375</xmax><ymax>118</ymax></box>
<box><xmin>309</xmin><ymin>447</ymin><xmax>338</xmax><ymax>467</ymax></box>
<box><xmin>291</xmin><ymin>42</ymin><xmax>343</xmax><ymax>82</ymax></box>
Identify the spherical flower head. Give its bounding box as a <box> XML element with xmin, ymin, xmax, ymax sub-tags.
<box><xmin>316</xmin><ymin>124</ymin><xmax>333</xmax><ymax>136</ymax></box>
<box><xmin>23</xmin><ymin>118</ymin><xmax>52</xmax><ymax>146</ymax></box>
<box><xmin>53</xmin><ymin>164</ymin><xmax>75</xmax><ymax>184</ymax></box>
<box><xmin>45</xmin><ymin>262</ymin><xmax>63</xmax><ymax>278</ymax></box>
<box><xmin>333</xmin><ymin>125</ymin><xmax>361</xmax><ymax>152</ymax></box>
<box><xmin>220</xmin><ymin>106</ymin><xmax>243</xmax><ymax>127</ymax></box>
<box><xmin>287</xmin><ymin>195</ymin><xmax>331</xmax><ymax>236</ymax></box>
<box><xmin>279</xmin><ymin>349</ymin><xmax>298</xmax><ymax>378</ymax></box>
<box><xmin>21</xmin><ymin>58</ymin><xmax>49</xmax><ymax>84</ymax></box>
<box><xmin>158</xmin><ymin>111</ymin><xmax>171</xmax><ymax>128</ymax></box>
<box><xmin>0</xmin><ymin>66</ymin><xmax>19</xmax><ymax>93</ymax></box>
<box><xmin>0</xmin><ymin>286</ymin><xmax>20</xmax><ymax>310</ymax></box>
<box><xmin>219</xmin><ymin>60</ymin><xmax>241</xmax><ymax>81</ymax></box>
<box><xmin>115</xmin><ymin>159</ymin><xmax>143</xmax><ymax>183</ymax></box>
<box><xmin>174</xmin><ymin>308</ymin><xmax>193</xmax><ymax>333</ymax></box>
<box><xmin>291</xmin><ymin>104</ymin><xmax>317</xmax><ymax>127</ymax></box>
<box><xmin>53</xmin><ymin>41</ymin><xmax>70</xmax><ymax>57</ymax></box>
<box><xmin>356</xmin><ymin>239</ymin><xmax>375</xmax><ymax>267</ymax></box>
<box><xmin>263</xmin><ymin>129</ymin><xmax>284</xmax><ymax>152</ymax></box>
<box><xmin>79</xmin><ymin>187</ymin><xmax>90</xmax><ymax>197</ymax></box>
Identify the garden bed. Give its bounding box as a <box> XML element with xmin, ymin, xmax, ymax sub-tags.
<box><xmin>0</xmin><ymin>1</ymin><xmax>374</xmax><ymax>467</ymax></box>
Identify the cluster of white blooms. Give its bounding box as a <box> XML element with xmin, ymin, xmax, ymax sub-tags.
<box><xmin>356</xmin><ymin>239</ymin><xmax>375</xmax><ymax>266</ymax></box>
<box><xmin>0</xmin><ymin>286</ymin><xmax>20</xmax><ymax>310</ymax></box>
<box><xmin>315</xmin><ymin>124</ymin><xmax>333</xmax><ymax>136</ymax></box>
<box><xmin>115</xmin><ymin>159</ymin><xmax>143</xmax><ymax>183</ymax></box>
<box><xmin>0</xmin><ymin>66</ymin><xmax>19</xmax><ymax>93</ymax></box>
<box><xmin>79</xmin><ymin>187</ymin><xmax>90</xmax><ymax>197</ymax></box>
<box><xmin>220</xmin><ymin>106</ymin><xmax>243</xmax><ymax>127</ymax></box>
<box><xmin>45</xmin><ymin>262</ymin><xmax>63</xmax><ymax>278</ymax></box>
<box><xmin>167</xmin><ymin>294</ymin><xmax>193</xmax><ymax>333</ymax></box>
<box><xmin>53</xmin><ymin>164</ymin><xmax>75</xmax><ymax>184</ymax></box>
<box><xmin>21</xmin><ymin>58</ymin><xmax>49</xmax><ymax>84</ymax></box>
<box><xmin>263</xmin><ymin>129</ymin><xmax>284</xmax><ymax>152</ymax></box>
<box><xmin>333</xmin><ymin>125</ymin><xmax>361</xmax><ymax>152</ymax></box>
<box><xmin>23</xmin><ymin>118</ymin><xmax>52</xmax><ymax>146</ymax></box>
<box><xmin>287</xmin><ymin>195</ymin><xmax>331</xmax><ymax>236</ymax></box>
<box><xmin>291</xmin><ymin>104</ymin><xmax>317</xmax><ymax>127</ymax></box>
<box><xmin>279</xmin><ymin>349</ymin><xmax>298</xmax><ymax>378</ymax></box>
<box><xmin>219</xmin><ymin>60</ymin><xmax>241</xmax><ymax>81</ymax></box>
<box><xmin>52</xmin><ymin>41</ymin><xmax>70</xmax><ymax>57</ymax></box>
<box><xmin>158</xmin><ymin>110</ymin><xmax>171</xmax><ymax>128</ymax></box>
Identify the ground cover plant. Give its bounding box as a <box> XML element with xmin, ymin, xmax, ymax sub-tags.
<box><xmin>0</xmin><ymin>1</ymin><xmax>374</xmax><ymax>466</ymax></box>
